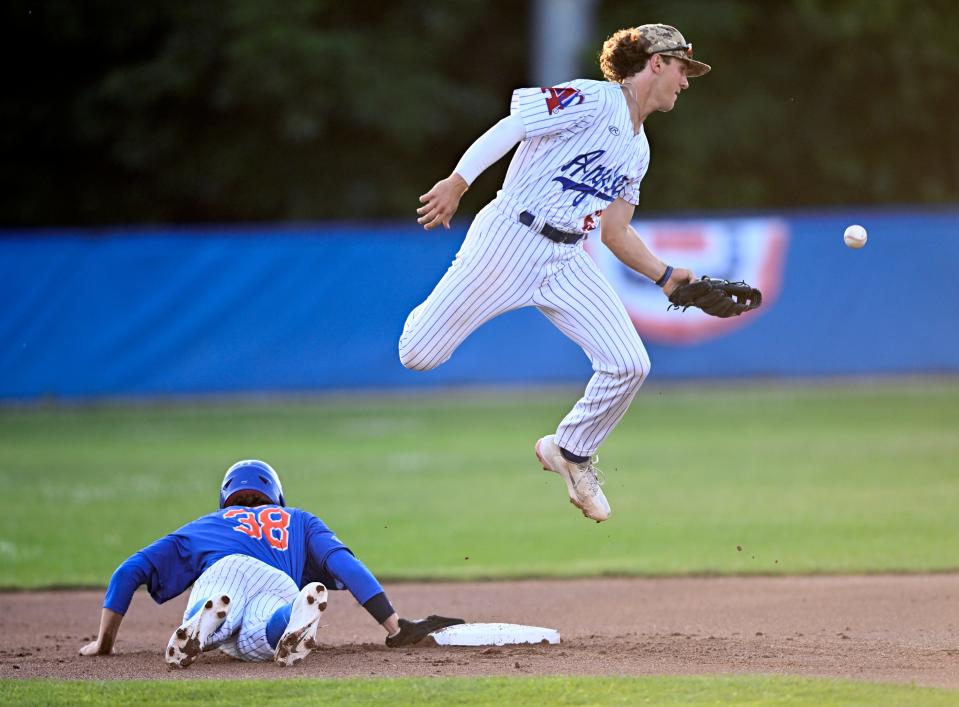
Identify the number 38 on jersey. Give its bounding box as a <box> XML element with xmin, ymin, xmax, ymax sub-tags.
<box><xmin>223</xmin><ymin>507</ymin><xmax>290</xmax><ymax>551</ymax></box>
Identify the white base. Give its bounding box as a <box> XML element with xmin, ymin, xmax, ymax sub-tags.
<box><xmin>429</xmin><ymin>622</ymin><xmax>560</xmax><ymax>646</ymax></box>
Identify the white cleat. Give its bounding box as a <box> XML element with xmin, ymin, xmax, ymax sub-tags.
<box><xmin>535</xmin><ymin>435</ymin><xmax>611</xmax><ymax>523</ymax></box>
<box><xmin>166</xmin><ymin>594</ymin><xmax>231</xmax><ymax>669</ymax></box>
<box><xmin>274</xmin><ymin>582</ymin><xmax>328</xmax><ymax>667</ymax></box>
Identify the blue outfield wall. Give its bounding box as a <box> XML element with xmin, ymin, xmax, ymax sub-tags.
<box><xmin>1</xmin><ymin>207</ymin><xmax>957</xmax><ymax>399</ymax></box>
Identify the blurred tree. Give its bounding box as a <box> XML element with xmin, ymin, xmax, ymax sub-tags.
<box><xmin>0</xmin><ymin>0</ymin><xmax>956</xmax><ymax>225</ymax></box>
<box><xmin>597</xmin><ymin>0</ymin><xmax>959</xmax><ymax>211</ymax></box>
<box><xmin>0</xmin><ymin>0</ymin><xmax>527</xmax><ymax>225</ymax></box>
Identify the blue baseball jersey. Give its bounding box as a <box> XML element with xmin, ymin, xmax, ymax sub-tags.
<box><xmin>104</xmin><ymin>505</ymin><xmax>349</xmax><ymax>613</ymax></box>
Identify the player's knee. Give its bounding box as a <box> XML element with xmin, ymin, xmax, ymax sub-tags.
<box><xmin>400</xmin><ymin>353</ymin><xmax>434</xmax><ymax>372</ymax></box>
<box><xmin>622</xmin><ymin>366</ymin><xmax>647</xmax><ymax>395</ymax></box>
<box><xmin>398</xmin><ymin>343</ymin><xmax>439</xmax><ymax>372</ymax></box>
<box><xmin>622</xmin><ymin>349</ymin><xmax>651</xmax><ymax>392</ymax></box>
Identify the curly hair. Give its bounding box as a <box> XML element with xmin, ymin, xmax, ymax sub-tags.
<box><xmin>599</xmin><ymin>27</ymin><xmax>655</xmax><ymax>82</ymax></box>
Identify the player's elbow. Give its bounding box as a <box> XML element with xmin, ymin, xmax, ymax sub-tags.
<box><xmin>599</xmin><ymin>224</ymin><xmax>613</xmax><ymax>246</ymax></box>
<box><xmin>599</xmin><ymin>222</ymin><xmax>627</xmax><ymax>248</ymax></box>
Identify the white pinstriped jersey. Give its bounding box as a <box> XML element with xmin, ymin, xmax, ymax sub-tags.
<box><xmin>399</xmin><ymin>79</ymin><xmax>656</xmax><ymax>460</ymax></box>
<box><xmin>503</xmin><ymin>79</ymin><xmax>650</xmax><ymax>234</ymax></box>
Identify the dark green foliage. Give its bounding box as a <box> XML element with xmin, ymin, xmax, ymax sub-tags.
<box><xmin>598</xmin><ymin>0</ymin><xmax>959</xmax><ymax>211</ymax></box>
<box><xmin>1</xmin><ymin>0</ymin><xmax>956</xmax><ymax>225</ymax></box>
<box><xmin>0</xmin><ymin>0</ymin><xmax>527</xmax><ymax>224</ymax></box>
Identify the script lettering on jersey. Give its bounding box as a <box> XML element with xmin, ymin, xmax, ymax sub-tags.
<box><xmin>553</xmin><ymin>150</ymin><xmax>631</xmax><ymax>206</ymax></box>
<box><xmin>224</xmin><ymin>507</ymin><xmax>290</xmax><ymax>551</ymax></box>
<box><xmin>541</xmin><ymin>87</ymin><xmax>585</xmax><ymax>115</ymax></box>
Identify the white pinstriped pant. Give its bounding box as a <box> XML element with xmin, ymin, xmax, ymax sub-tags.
<box><xmin>399</xmin><ymin>201</ymin><xmax>650</xmax><ymax>456</ymax></box>
<box><xmin>182</xmin><ymin>554</ymin><xmax>299</xmax><ymax>662</ymax></box>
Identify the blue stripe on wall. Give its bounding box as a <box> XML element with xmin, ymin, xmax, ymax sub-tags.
<box><xmin>1</xmin><ymin>208</ymin><xmax>957</xmax><ymax>399</ymax></box>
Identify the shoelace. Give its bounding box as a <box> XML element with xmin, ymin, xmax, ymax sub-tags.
<box><xmin>577</xmin><ymin>456</ymin><xmax>606</xmax><ymax>494</ymax></box>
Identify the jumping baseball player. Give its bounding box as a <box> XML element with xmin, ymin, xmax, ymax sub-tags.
<box><xmin>400</xmin><ymin>25</ymin><xmax>710</xmax><ymax>523</ymax></box>
<box><xmin>79</xmin><ymin>460</ymin><xmax>462</xmax><ymax>667</ymax></box>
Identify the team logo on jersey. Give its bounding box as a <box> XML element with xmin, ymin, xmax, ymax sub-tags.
<box><xmin>585</xmin><ymin>218</ymin><xmax>789</xmax><ymax>343</ymax></box>
<box><xmin>552</xmin><ymin>149</ymin><xmax>630</xmax><ymax>206</ymax></box>
<box><xmin>582</xmin><ymin>209</ymin><xmax>604</xmax><ymax>233</ymax></box>
<box><xmin>608</xmin><ymin>125</ymin><xmax>620</xmax><ymax>135</ymax></box>
<box><xmin>541</xmin><ymin>87</ymin><xmax>585</xmax><ymax>115</ymax></box>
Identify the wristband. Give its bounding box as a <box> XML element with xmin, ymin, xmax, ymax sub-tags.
<box><xmin>363</xmin><ymin>591</ymin><xmax>396</xmax><ymax>624</ymax></box>
<box><xmin>654</xmin><ymin>265</ymin><xmax>673</xmax><ymax>288</ymax></box>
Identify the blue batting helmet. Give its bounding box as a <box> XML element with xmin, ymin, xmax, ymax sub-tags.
<box><xmin>219</xmin><ymin>459</ymin><xmax>285</xmax><ymax>508</ymax></box>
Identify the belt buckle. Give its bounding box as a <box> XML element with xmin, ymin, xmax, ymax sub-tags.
<box><xmin>549</xmin><ymin>223</ymin><xmax>580</xmax><ymax>245</ymax></box>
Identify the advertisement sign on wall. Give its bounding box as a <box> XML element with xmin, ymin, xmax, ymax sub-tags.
<box><xmin>585</xmin><ymin>218</ymin><xmax>789</xmax><ymax>343</ymax></box>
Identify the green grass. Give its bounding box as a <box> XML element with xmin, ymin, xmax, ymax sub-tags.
<box><xmin>1</xmin><ymin>675</ymin><xmax>957</xmax><ymax>706</ymax></box>
<box><xmin>1</xmin><ymin>380</ymin><xmax>958</xmax><ymax>587</ymax></box>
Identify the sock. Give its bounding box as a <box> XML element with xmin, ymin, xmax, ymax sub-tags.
<box><xmin>560</xmin><ymin>447</ymin><xmax>590</xmax><ymax>464</ymax></box>
<box><xmin>266</xmin><ymin>603</ymin><xmax>293</xmax><ymax>649</ymax></box>
<box><xmin>185</xmin><ymin>597</ymin><xmax>208</xmax><ymax>621</ymax></box>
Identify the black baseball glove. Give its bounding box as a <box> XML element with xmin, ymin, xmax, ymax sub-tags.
<box><xmin>385</xmin><ymin>615</ymin><xmax>466</xmax><ymax>647</ymax></box>
<box><xmin>668</xmin><ymin>277</ymin><xmax>762</xmax><ymax>318</ymax></box>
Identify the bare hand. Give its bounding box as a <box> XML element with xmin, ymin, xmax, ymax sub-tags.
<box><xmin>79</xmin><ymin>640</ymin><xmax>114</xmax><ymax>656</ymax></box>
<box><xmin>416</xmin><ymin>174</ymin><xmax>468</xmax><ymax>231</ymax></box>
<box><xmin>662</xmin><ymin>267</ymin><xmax>695</xmax><ymax>297</ymax></box>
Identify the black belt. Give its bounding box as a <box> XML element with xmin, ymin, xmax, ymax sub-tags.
<box><xmin>519</xmin><ymin>211</ymin><xmax>585</xmax><ymax>245</ymax></box>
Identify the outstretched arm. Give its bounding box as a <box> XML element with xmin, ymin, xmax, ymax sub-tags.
<box><xmin>324</xmin><ymin>549</ymin><xmax>397</xmax><ymax>633</ymax></box>
<box><xmin>416</xmin><ymin>114</ymin><xmax>526</xmax><ymax>230</ymax></box>
<box><xmin>79</xmin><ymin>553</ymin><xmax>154</xmax><ymax>656</ymax></box>
<box><xmin>79</xmin><ymin>608</ymin><xmax>124</xmax><ymax>656</ymax></box>
<box><xmin>323</xmin><ymin>550</ymin><xmax>459</xmax><ymax>644</ymax></box>
<box><xmin>599</xmin><ymin>197</ymin><xmax>695</xmax><ymax>295</ymax></box>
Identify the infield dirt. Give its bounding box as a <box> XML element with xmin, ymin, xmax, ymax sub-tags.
<box><xmin>2</xmin><ymin>575</ymin><xmax>956</xmax><ymax>687</ymax></box>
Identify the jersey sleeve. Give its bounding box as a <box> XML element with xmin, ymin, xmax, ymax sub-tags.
<box><xmin>325</xmin><ymin>547</ymin><xmax>385</xmax><ymax>605</ymax></box>
<box><xmin>136</xmin><ymin>532</ymin><xmax>203</xmax><ymax>604</ymax></box>
<box><xmin>303</xmin><ymin>514</ymin><xmax>351</xmax><ymax>578</ymax></box>
<box><xmin>102</xmin><ymin>552</ymin><xmax>154</xmax><ymax>615</ymax></box>
<box><xmin>510</xmin><ymin>80</ymin><xmax>605</xmax><ymax>140</ymax></box>
<box><xmin>620</xmin><ymin>174</ymin><xmax>641</xmax><ymax>206</ymax></box>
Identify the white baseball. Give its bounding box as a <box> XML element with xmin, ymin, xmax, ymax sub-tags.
<box><xmin>843</xmin><ymin>224</ymin><xmax>868</xmax><ymax>249</ymax></box>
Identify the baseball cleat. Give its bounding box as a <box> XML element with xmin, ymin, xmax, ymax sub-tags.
<box><xmin>166</xmin><ymin>594</ymin><xmax>231</xmax><ymax>669</ymax></box>
<box><xmin>274</xmin><ymin>582</ymin><xmax>328</xmax><ymax>667</ymax></box>
<box><xmin>535</xmin><ymin>435</ymin><xmax>611</xmax><ymax>522</ymax></box>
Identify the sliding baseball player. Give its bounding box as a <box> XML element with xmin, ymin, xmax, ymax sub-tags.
<box><xmin>80</xmin><ymin>460</ymin><xmax>462</xmax><ymax>666</ymax></box>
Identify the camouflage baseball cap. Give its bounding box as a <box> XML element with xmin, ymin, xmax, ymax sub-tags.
<box><xmin>636</xmin><ymin>24</ymin><xmax>711</xmax><ymax>77</ymax></box>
